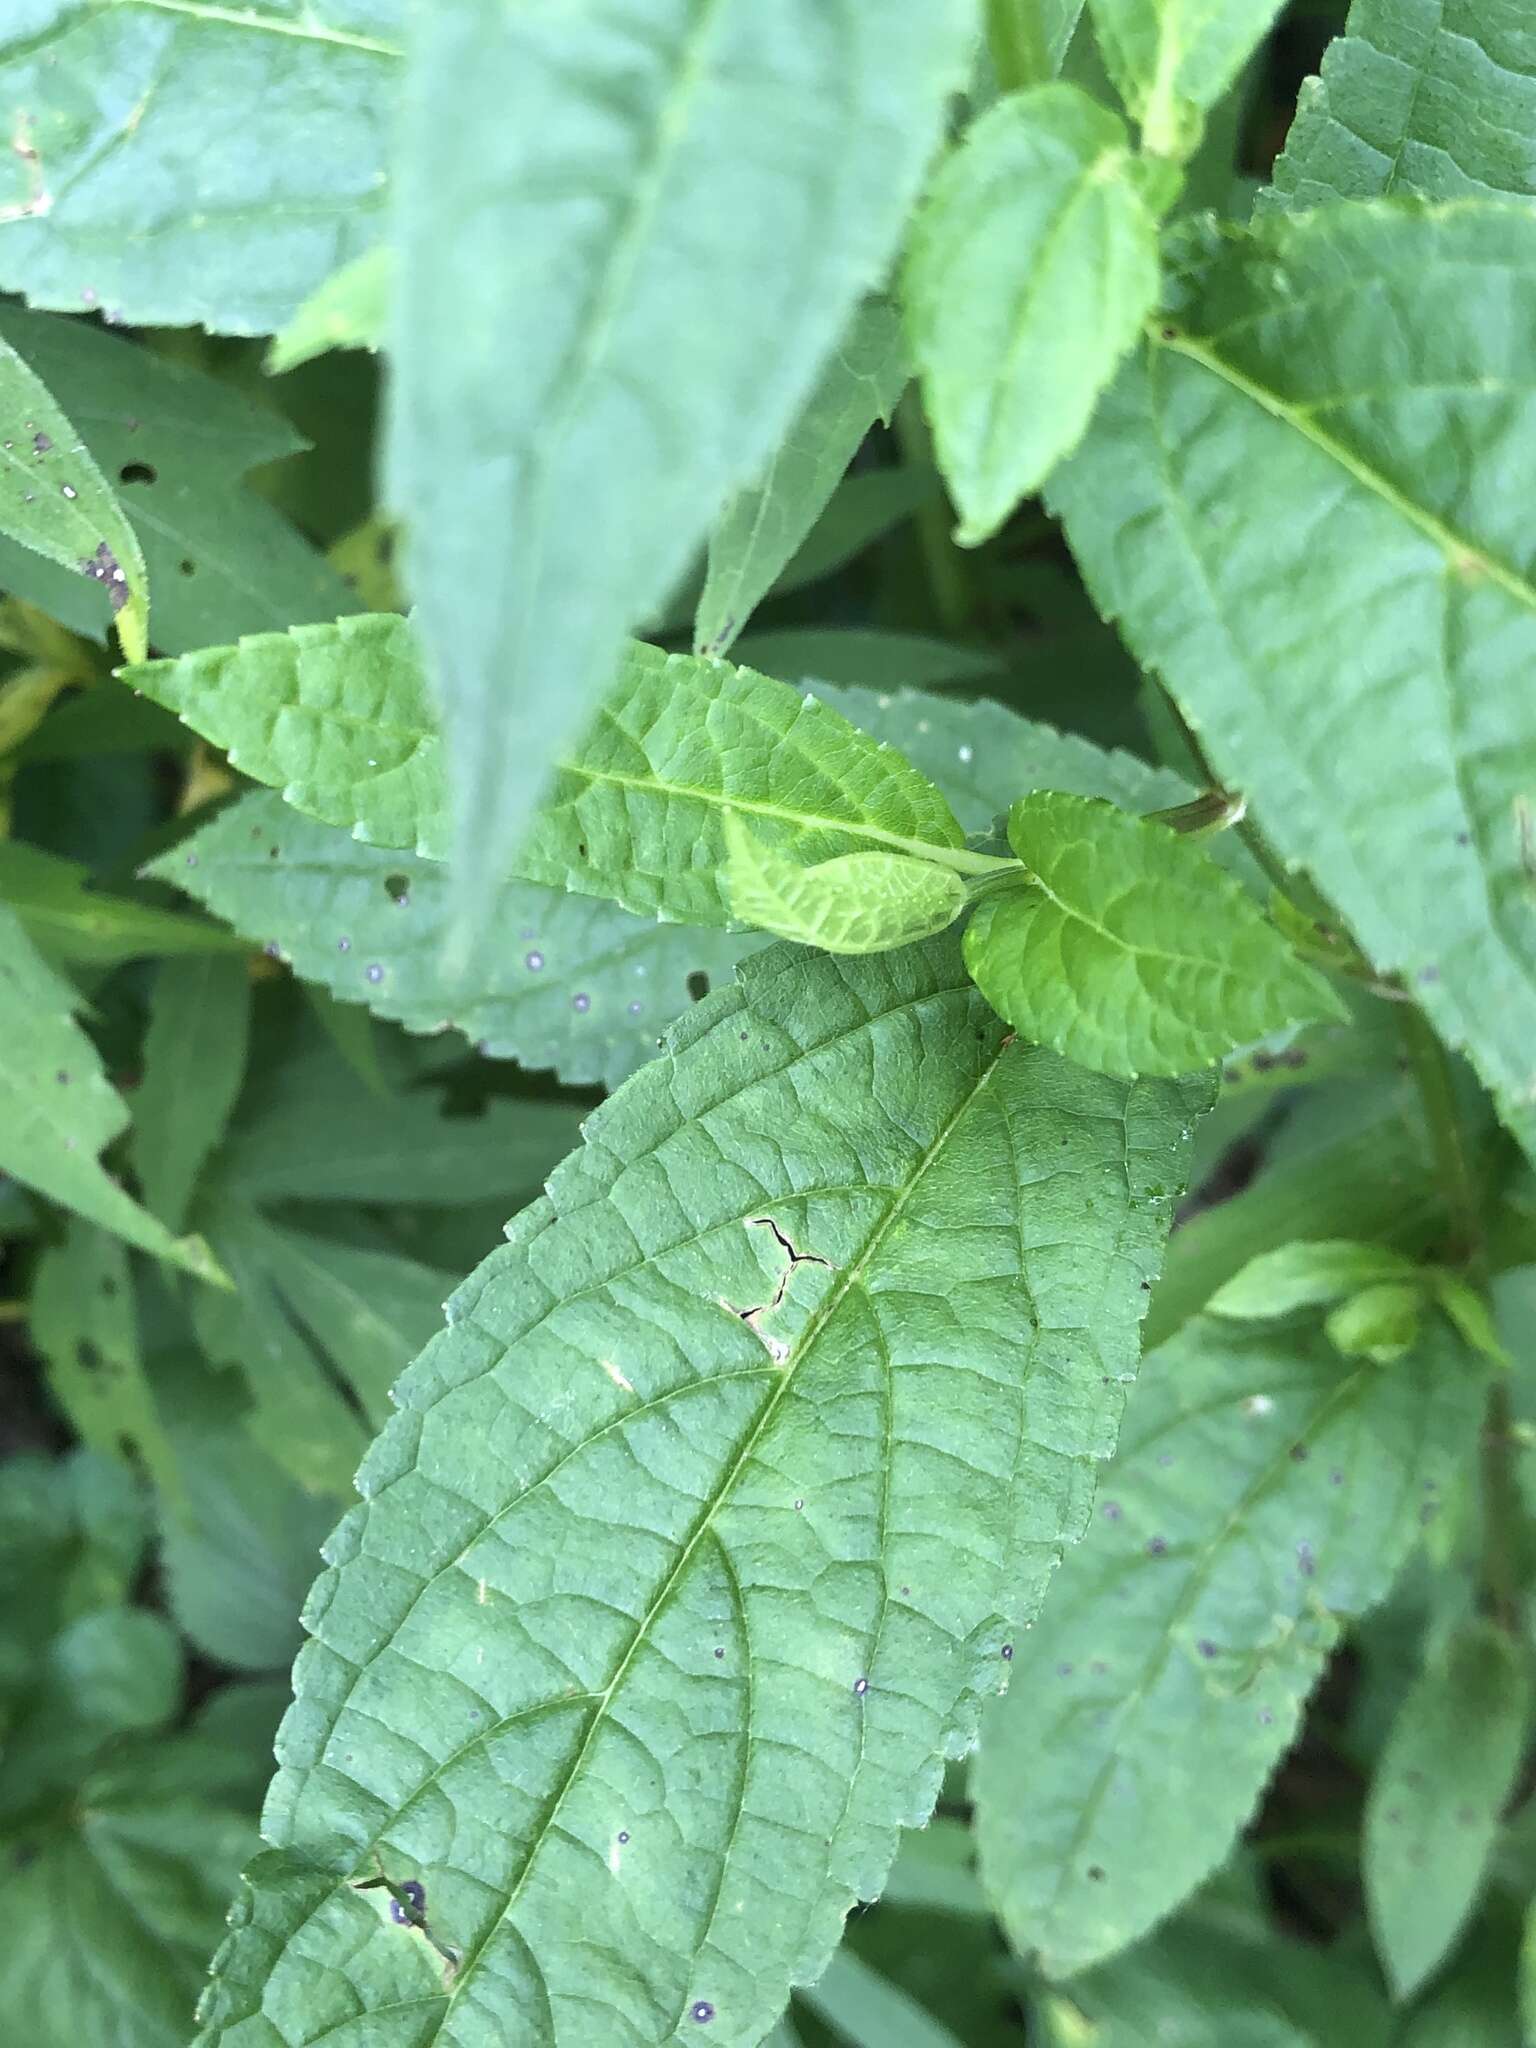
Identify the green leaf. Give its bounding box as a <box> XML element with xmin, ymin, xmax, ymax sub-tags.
<box><xmin>0</xmin><ymin>904</ymin><xmax>221</xmax><ymax>1278</ymax></box>
<box><xmin>695</xmin><ymin>299</ymin><xmax>908</xmax><ymax>658</ymax></box>
<box><xmin>0</xmin><ymin>1448</ymin><xmax>148</xmax><ymax>1694</ymax></box>
<box><xmin>1050</xmin><ymin>201</ymin><xmax>1536</xmax><ymax>1156</ymax></box>
<box><xmin>1208</xmin><ymin>1240</ymin><xmax>1423</xmax><ymax>1319</ymax></box>
<box><xmin>905</xmin><ymin>84</ymin><xmax>1174</xmax><ymax>544</ymax></box>
<box><xmin>963</xmin><ymin>792</ymin><xmax>1342</xmax><ymax>1077</ymax></box>
<box><xmin>133</xmin><ymin>952</ymin><xmax>252</xmax><ymax>1233</ymax></box>
<box><xmin>148</xmin><ymin>789</ymin><xmax>754</xmax><ymax>1091</ymax></box>
<box><xmin>197</xmin><ymin>938</ymin><xmax>1209</xmax><ymax>2048</ymax></box>
<box><xmin>0</xmin><ymin>837</ymin><xmax>242</xmax><ymax>967</ymax></box>
<box><xmin>267</xmin><ymin>245</ymin><xmax>392</xmax><ymax>375</ymax></box>
<box><xmin>1325</xmin><ymin>1280</ymin><xmax>1425</xmax><ymax>1363</ymax></box>
<box><xmin>0</xmin><ymin>306</ymin><xmax>355</xmax><ymax>653</ymax></box>
<box><xmin>0</xmin><ymin>4</ymin><xmax>402</xmax><ymax>334</ymax></box>
<box><xmin>125</xmin><ymin>623</ymin><xmax>982</xmax><ymax>926</ymax></box>
<box><xmin>0</xmin><ymin>330</ymin><xmax>148</xmax><ymax>660</ymax></box>
<box><xmin>1088</xmin><ymin>0</ymin><xmax>1288</xmax><ymax>157</ymax></box>
<box><xmin>1364</xmin><ymin>1618</ymin><xmax>1532</xmax><ymax>1999</ymax></box>
<box><xmin>974</xmin><ymin>1315</ymin><xmax>1483</xmax><ymax>1978</ymax></box>
<box><xmin>29</xmin><ymin>1220</ymin><xmax>179</xmax><ymax>1497</ymax></box>
<box><xmin>1269</xmin><ymin>0</ymin><xmax>1536</xmax><ymax>211</ymax></box>
<box><xmin>724</xmin><ymin>813</ymin><xmax>967</xmax><ymax>954</ymax></box>
<box><xmin>387</xmin><ymin>0</ymin><xmax>975</xmax><ymax>939</ymax></box>
<box><xmin>798</xmin><ymin>1949</ymin><xmax>969</xmax><ymax>2048</ymax></box>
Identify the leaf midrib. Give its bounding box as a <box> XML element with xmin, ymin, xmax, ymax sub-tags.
<box><xmin>426</xmin><ymin>1030</ymin><xmax>1016</xmax><ymax>2034</ymax></box>
<box><xmin>120</xmin><ymin>0</ymin><xmax>401</xmax><ymax>58</ymax></box>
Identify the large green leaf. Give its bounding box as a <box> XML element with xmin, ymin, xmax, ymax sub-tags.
<box><xmin>723</xmin><ymin>815</ymin><xmax>967</xmax><ymax>954</ymax></box>
<box><xmin>148</xmin><ymin>790</ymin><xmax>753</xmax><ymax>1090</ymax></box>
<box><xmin>974</xmin><ymin>1316</ymin><xmax>1483</xmax><ymax>1978</ymax></box>
<box><xmin>695</xmin><ymin>299</ymin><xmax>908</xmax><ymax>659</ymax></box>
<box><xmin>386</xmin><ymin>0</ymin><xmax>974</xmax><ymax>936</ymax></box>
<box><xmin>963</xmin><ymin>791</ymin><xmax>1341</xmax><ymax>1076</ymax></box>
<box><xmin>197</xmin><ymin>937</ymin><xmax>1209</xmax><ymax>2048</ymax></box>
<box><xmin>0</xmin><ymin>306</ymin><xmax>354</xmax><ymax>652</ymax></box>
<box><xmin>0</xmin><ymin>903</ymin><xmax>219</xmax><ymax>1277</ymax></box>
<box><xmin>1088</xmin><ymin>0</ymin><xmax>1287</xmax><ymax>155</ymax></box>
<box><xmin>1363</xmin><ymin>1618</ymin><xmax>1532</xmax><ymax>1999</ymax></box>
<box><xmin>1051</xmin><ymin>200</ymin><xmax>1536</xmax><ymax>1158</ymax></box>
<box><xmin>1269</xmin><ymin>0</ymin><xmax>1536</xmax><ymax>211</ymax></box>
<box><xmin>0</xmin><ymin>329</ymin><xmax>148</xmax><ymax>659</ymax></box>
<box><xmin>0</xmin><ymin>3</ymin><xmax>402</xmax><ymax>334</ymax></box>
<box><xmin>125</xmin><ymin>624</ymin><xmax>990</xmax><ymax>925</ymax></box>
<box><xmin>904</xmin><ymin>83</ymin><xmax>1173</xmax><ymax>543</ymax></box>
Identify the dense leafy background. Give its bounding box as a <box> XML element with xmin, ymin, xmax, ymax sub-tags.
<box><xmin>3</xmin><ymin>3</ymin><xmax>1536</xmax><ymax>2047</ymax></box>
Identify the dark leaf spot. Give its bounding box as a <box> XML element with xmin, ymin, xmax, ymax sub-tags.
<box><xmin>119</xmin><ymin>460</ymin><xmax>157</xmax><ymax>486</ymax></box>
<box><xmin>383</xmin><ymin>873</ymin><xmax>411</xmax><ymax>905</ymax></box>
<box><xmin>687</xmin><ymin>970</ymin><xmax>710</xmax><ymax>1002</ymax></box>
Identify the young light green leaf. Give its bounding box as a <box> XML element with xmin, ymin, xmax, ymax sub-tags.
<box><xmin>1325</xmin><ymin>1281</ymin><xmax>1424</xmax><ymax>1363</ymax></box>
<box><xmin>124</xmin><ymin>623</ymin><xmax>979</xmax><ymax>926</ymax></box>
<box><xmin>148</xmin><ymin>790</ymin><xmax>753</xmax><ymax>1091</ymax></box>
<box><xmin>1051</xmin><ymin>201</ymin><xmax>1536</xmax><ymax>1156</ymax></box>
<box><xmin>0</xmin><ymin>838</ymin><xmax>243</xmax><ymax>966</ymax></box>
<box><xmin>133</xmin><ymin>954</ymin><xmax>252</xmax><ymax>1233</ymax></box>
<box><xmin>388</xmin><ymin>0</ymin><xmax>974</xmax><ymax>941</ymax></box>
<box><xmin>196</xmin><ymin>937</ymin><xmax>1210</xmax><ymax>2048</ymax></box>
<box><xmin>1209</xmin><ymin>1239</ymin><xmax>1422</xmax><ymax>1319</ymax></box>
<box><xmin>267</xmin><ymin>245</ymin><xmax>392</xmax><ymax>375</ymax></box>
<box><xmin>0</xmin><ymin>333</ymin><xmax>148</xmax><ymax>659</ymax></box>
<box><xmin>29</xmin><ymin>1221</ymin><xmax>179</xmax><ymax>1498</ymax></box>
<box><xmin>0</xmin><ymin>306</ymin><xmax>356</xmax><ymax>653</ymax></box>
<box><xmin>974</xmin><ymin>1315</ymin><xmax>1484</xmax><ymax>1979</ymax></box>
<box><xmin>963</xmin><ymin>791</ymin><xmax>1343</xmax><ymax>1077</ymax></box>
<box><xmin>1269</xmin><ymin>0</ymin><xmax>1536</xmax><ymax>212</ymax></box>
<box><xmin>695</xmin><ymin>299</ymin><xmax>908</xmax><ymax>658</ymax></box>
<box><xmin>905</xmin><ymin>83</ymin><xmax>1175</xmax><ymax>544</ymax></box>
<box><xmin>724</xmin><ymin>813</ymin><xmax>967</xmax><ymax>954</ymax></box>
<box><xmin>1364</xmin><ymin>1618</ymin><xmax>1532</xmax><ymax>1998</ymax></box>
<box><xmin>1431</xmin><ymin>1272</ymin><xmax>1511</xmax><ymax>1367</ymax></box>
<box><xmin>0</xmin><ymin>904</ymin><xmax>221</xmax><ymax>1280</ymax></box>
<box><xmin>1089</xmin><ymin>0</ymin><xmax>1288</xmax><ymax>157</ymax></box>
<box><xmin>0</xmin><ymin>5</ymin><xmax>401</xmax><ymax>333</ymax></box>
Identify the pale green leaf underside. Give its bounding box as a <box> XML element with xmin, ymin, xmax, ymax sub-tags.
<box><xmin>0</xmin><ymin>904</ymin><xmax>218</xmax><ymax>1278</ymax></box>
<box><xmin>388</xmin><ymin>0</ymin><xmax>974</xmax><ymax>936</ymax></box>
<box><xmin>695</xmin><ymin>298</ymin><xmax>908</xmax><ymax>659</ymax></box>
<box><xmin>975</xmin><ymin>1316</ymin><xmax>1483</xmax><ymax>1979</ymax></box>
<box><xmin>0</xmin><ymin>334</ymin><xmax>148</xmax><ymax>659</ymax></box>
<box><xmin>124</xmin><ymin>620</ymin><xmax>971</xmax><ymax>926</ymax></box>
<box><xmin>197</xmin><ymin>937</ymin><xmax>1209</xmax><ymax>2048</ymax></box>
<box><xmin>964</xmin><ymin>791</ymin><xmax>1341</xmax><ymax>1076</ymax></box>
<box><xmin>1051</xmin><ymin>200</ymin><xmax>1536</xmax><ymax>1156</ymax></box>
<box><xmin>723</xmin><ymin>814</ymin><xmax>966</xmax><ymax>954</ymax></box>
<box><xmin>0</xmin><ymin>3</ymin><xmax>402</xmax><ymax>334</ymax></box>
<box><xmin>1269</xmin><ymin>0</ymin><xmax>1536</xmax><ymax>211</ymax></box>
<box><xmin>150</xmin><ymin>790</ymin><xmax>754</xmax><ymax>1091</ymax></box>
<box><xmin>1090</xmin><ymin>0</ymin><xmax>1287</xmax><ymax>144</ymax></box>
<box><xmin>1207</xmin><ymin>1238</ymin><xmax>1421</xmax><ymax>1318</ymax></box>
<box><xmin>1363</xmin><ymin>1617</ymin><xmax>1532</xmax><ymax>1998</ymax></box>
<box><xmin>905</xmin><ymin>83</ymin><xmax>1169</xmax><ymax>544</ymax></box>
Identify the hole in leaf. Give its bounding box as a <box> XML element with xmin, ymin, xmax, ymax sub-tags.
<box><xmin>119</xmin><ymin>461</ymin><xmax>158</xmax><ymax>486</ymax></box>
<box><xmin>178</xmin><ymin>558</ymin><xmax>196</xmax><ymax>576</ymax></box>
<box><xmin>383</xmin><ymin>873</ymin><xmax>410</xmax><ymax>905</ymax></box>
<box><xmin>686</xmin><ymin>971</ymin><xmax>710</xmax><ymax>1002</ymax></box>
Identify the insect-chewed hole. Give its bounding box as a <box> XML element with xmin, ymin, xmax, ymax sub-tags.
<box><xmin>686</xmin><ymin>971</ymin><xmax>710</xmax><ymax>1002</ymax></box>
<box><xmin>119</xmin><ymin>461</ymin><xmax>158</xmax><ymax>486</ymax></box>
<box><xmin>383</xmin><ymin>873</ymin><xmax>411</xmax><ymax>905</ymax></box>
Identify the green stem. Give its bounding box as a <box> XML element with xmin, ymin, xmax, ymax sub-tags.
<box><xmin>895</xmin><ymin>391</ymin><xmax>974</xmax><ymax>638</ymax></box>
<box><xmin>0</xmin><ymin>1300</ymin><xmax>27</xmax><ymax>1323</ymax></box>
<box><xmin>985</xmin><ymin>0</ymin><xmax>1050</xmax><ymax>92</ymax></box>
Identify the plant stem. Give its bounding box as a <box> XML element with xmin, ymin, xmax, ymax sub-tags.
<box><xmin>895</xmin><ymin>391</ymin><xmax>974</xmax><ymax>638</ymax></box>
<box><xmin>0</xmin><ymin>1300</ymin><xmax>27</xmax><ymax>1323</ymax></box>
<box><xmin>985</xmin><ymin>0</ymin><xmax>1050</xmax><ymax>93</ymax></box>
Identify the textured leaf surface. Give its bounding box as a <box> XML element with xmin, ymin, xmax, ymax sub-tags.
<box><xmin>387</xmin><ymin>0</ymin><xmax>973</xmax><ymax>935</ymax></box>
<box><xmin>974</xmin><ymin>1317</ymin><xmax>1483</xmax><ymax>1978</ymax></box>
<box><xmin>0</xmin><ymin>306</ymin><xmax>354</xmax><ymax>652</ymax></box>
<box><xmin>963</xmin><ymin>792</ymin><xmax>1340</xmax><ymax>1076</ymax></box>
<box><xmin>0</xmin><ymin>330</ymin><xmax>148</xmax><ymax>658</ymax></box>
<box><xmin>1269</xmin><ymin>0</ymin><xmax>1536</xmax><ymax>210</ymax></box>
<box><xmin>126</xmin><ymin>622</ymin><xmax>974</xmax><ymax>925</ymax></box>
<box><xmin>1088</xmin><ymin>0</ymin><xmax>1287</xmax><ymax>152</ymax></box>
<box><xmin>905</xmin><ymin>84</ymin><xmax>1171</xmax><ymax>543</ymax></box>
<box><xmin>695</xmin><ymin>299</ymin><xmax>908</xmax><ymax>658</ymax></box>
<box><xmin>0</xmin><ymin>903</ymin><xmax>217</xmax><ymax>1276</ymax></box>
<box><xmin>723</xmin><ymin>815</ymin><xmax>966</xmax><ymax>955</ymax></box>
<box><xmin>197</xmin><ymin>938</ymin><xmax>1209</xmax><ymax>2048</ymax></box>
<box><xmin>133</xmin><ymin>953</ymin><xmax>252</xmax><ymax>1232</ymax></box>
<box><xmin>1051</xmin><ymin>201</ymin><xmax>1536</xmax><ymax>1155</ymax></box>
<box><xmin>1364</xmin><ymin>1617</ymin><xmax>1531</xmax><ymax>1998</ymax></box>
<box><xmin>149</xmin><ymin>790</ymin><xmax>753</xmax><ymax>1090</ymax></box>
<box><xmin>0</xmin><ymin>3</ymin><xmax>402</xmax><ymax>334</ymax></box>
